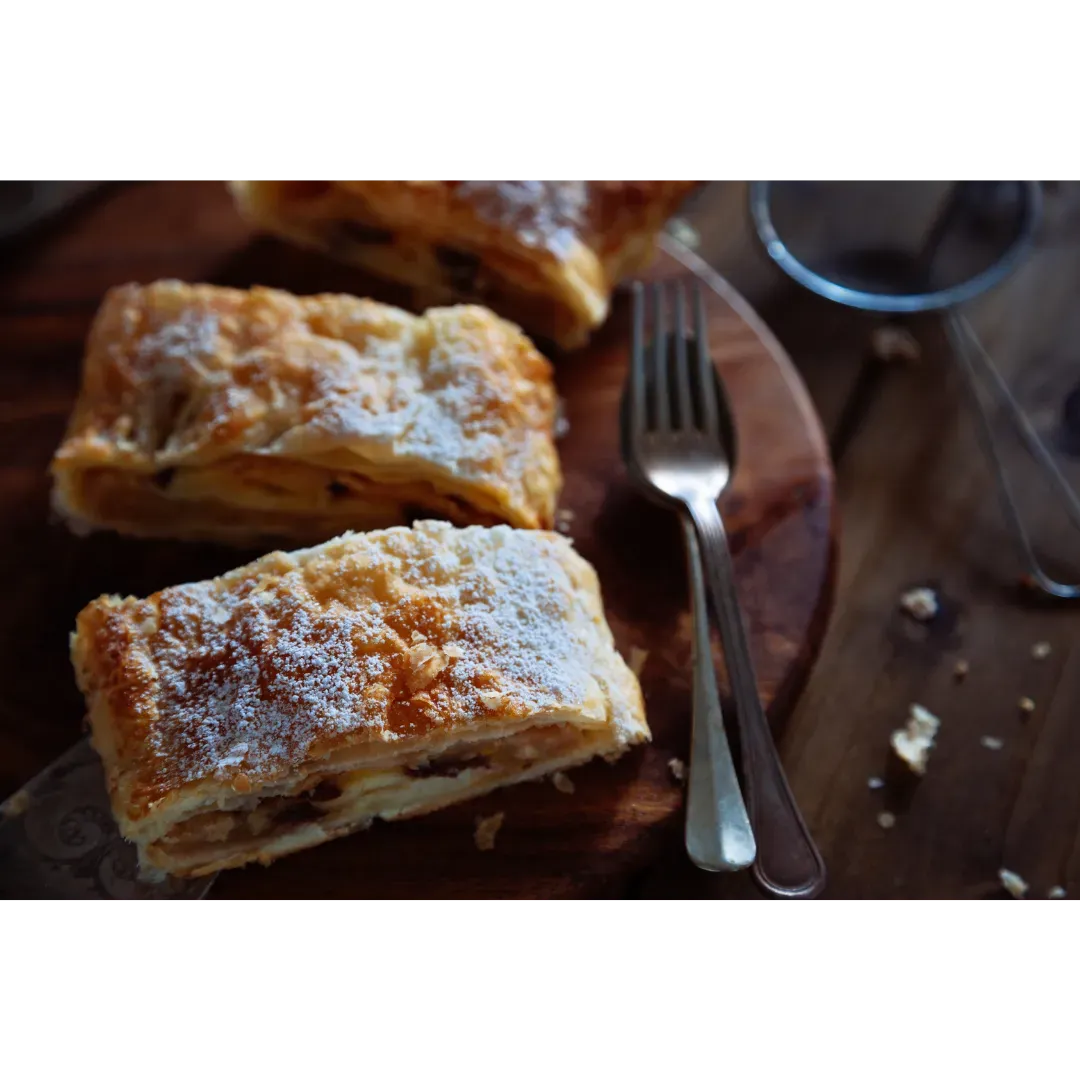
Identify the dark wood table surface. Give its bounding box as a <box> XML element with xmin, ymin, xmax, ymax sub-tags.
<box><xmin>639</xmin><ymin>181</ymin><xmax>1080</xmax><ymax>899</ymax></box>
<box><xmin>3</xmin><ymin>181</ymin><xmax>1078</xmax><ymax>899</ymax></box>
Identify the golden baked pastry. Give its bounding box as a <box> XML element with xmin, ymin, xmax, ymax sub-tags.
<box><xmin>229</xmin><ymin>181</ymin><xmax>699</xmax><ymax>349</ymax></box>
<box><xmin>51</xmin><ymin>281</ymin><xmax>560</xmax><ymax>544</ymax></box>
<box><xmin>71</xmin><ymin>521</ymin><xmax>649</xmax><ymax>878</ymax></box>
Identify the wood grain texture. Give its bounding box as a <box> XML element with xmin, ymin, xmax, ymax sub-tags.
<box><xmin>637</xmin><ymin>182</ymin><xmax>1080</xmax><ymax>899</ymax></box>
<box><xmin>0</xmin><ymin>182</ymin><xmax>835</xmax><ymax>898</ymax></box>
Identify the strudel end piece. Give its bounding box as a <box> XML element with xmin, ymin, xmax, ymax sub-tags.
<box><xmin>51</xmin><ymin>281</ymin><xmax>560</xmax><ymax>545</ymax></box>
<box><xmin>229</xmin><ymin>181</ymin><xmax>698</xmax><ymax>349</ymax></box>
<box><xmin>71</xmin><ymin>521</ymin><xmax>649</xmax><ymax>878</ymax></box>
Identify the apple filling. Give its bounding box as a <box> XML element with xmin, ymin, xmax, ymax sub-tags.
<box><xmin>143</xmin><ymin>722</ymin><xmax>610</xmax><ymax>875</ymax></box>
<box><xmin>64</xmin><ymin>454</ymin><xmax>508</xmax><ymax>544</ymax></box>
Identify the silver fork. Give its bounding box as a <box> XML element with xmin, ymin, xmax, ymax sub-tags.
<box><xmin>627</xmin><ymin>280</ymin><xmax>826</xmax><ymax>898</ymax></box>
<box><xmin>624</xmin><ymin>280</ymin><xmax>753</xmax><ymax>876</ymax></box>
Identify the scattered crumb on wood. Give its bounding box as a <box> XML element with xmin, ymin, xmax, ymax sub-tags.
<box><xmin>1031</xmin><ymin>641</ymin><xmax>1051</xmax><ymax>660</ymax></box>
<box><xmin>980</xmin><ymin>735</ymin><xmax>1004</xmax><ymax>751</ymax></box>
<box><xmin>474</xmin><ymin>812</ymin><xmax>505</xmax><ymax>852</ymax></box>
<box><xmin>1</xmin><ymin>788</ymin><xmax>30</xmax><ymax>819</ymax></box>
<box><xmin>667</xmin><ymin>757</ymin><xmax>687</xmax><ymax>783</ymax></box>
<box><xmin>555</xmin><ymin>508</ymin><xmax>575</xmax><ymax>534</ymax></box>
<box><xmin>890</xmin><ymin>703</ymin><xmax>941</xmax><ymax>776</ymax></box>
<box><xmin>867</xmin><ymin>776</ymin><xmax>885</xmax><ymax>790</ymax></box>
<box><xmin>627</xmin><ymin>647</ymin><xmax>649</xmax><ymax>679</ymax></box>
<box><xmin>899</xmin><ymin>586</ymin><xmax>939</xmax><ymax>622</ymax></box>
<box><xmin>999</xmin><ymin>868</ymin><xmax>1029</xmax><ymax>899</ymax></box>
<box><xmin>554</xmin><ymin>398</ymin><xmax>570</xmax><ymax>440</ymax></box>
<box><xmin>871</xmin><ymin>325</ymin><xmax>922</xmax><ymax>364</ymax></box>
<box><xmin>1018</xmin><ymin>696</ymin><xmax>1036</xmax><ymax>716</ymax></box>
<box><xmin>551</xmin><ymin>771</ymin><xmax>575</xmax><ymax>795</ymax></box>
<box><xmin>876</xmin><ymin>811</ymin><xmax>896</xmax><ymax>829</ymax></box>
<box><xmin>1048</xmin><ymin>885</ymin><xmax>1067</xmax><ymax>899</ymax></box>
<box><xmin>953</xmin><ymin>659</ymin><xmax>969</xmax><ymax>681</ymax></box>
<box><xmin>666</xmin><ymin>218</ymin><xmax>701</xmax><ymax>250</ymax></box>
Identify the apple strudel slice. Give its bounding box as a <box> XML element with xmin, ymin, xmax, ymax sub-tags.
<box><xmin>229</xmin><ymin>181</ymin><xmax>699</xmax><ymax>349</ymax></box>
<box><xmin>71</xmin><ymin>521</ymin><xmax>649</xmax><ymax>878</ymax></box>
<box><xmin>51</xmin><ymin>281</ymin><xmax>560</xmax><ymax>545</ymax></box>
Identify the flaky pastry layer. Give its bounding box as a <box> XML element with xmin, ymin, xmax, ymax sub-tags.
<box><xmin>229</xmin><ymin>181</ymin><xmax>698</xmax><ymax>349</ymax></box>
<box><xmin>51</xmin><ymin>282</ymin><xmax>561</xmax><ymax>545</ymax></box>
<box><xmin>71</xmin><ymin>521</ymin><xmax>649</xmax><ymax>877</ymax></box>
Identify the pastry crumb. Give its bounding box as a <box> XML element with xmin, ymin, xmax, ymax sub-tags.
<box><xmin>477</xmin><ymin>689</ymin><xmax>507</xmax><ymax>711</ymax></box>
<box><xmin>980</xmin><ymin>735</ymin><xmax>1004</xmax><ymax>751</ymax></box>
<box><xmin>1</xmin><ymin>788</ymin><xmax>30</xmax><ymax>819</ymax></box>
<box><xmin>1048</xmin><ymin>885</ymin><xmax>1067</xmax><ymax>899</ymax></box>
<box><xmin>667</xmin><ymin>757</ymin><xmax>687</xmax><ymax>783</ymax></box>
<box><xmin>876</xmin><ymin>811</ymin><xmax>896</xmax><ymax>830</ymax></box>
<box><xmin>405</xmin><ymin>641</ymin><xmax>449</xmax><ymax>693</ymax></box>
<box><xmin>628</xmin><ymin>647</ymin><xmax>649</xmax><ymax>678</ymax></box>
<box><xmin>667</xmin><ymin>218</ymin><xmax>701</xmax><ymax>250</ymax></box>
<box><xmin>871</xmin><ymin>325</ymin><xmax>921</xmax><ymax>364</ymax></box>
<box><xmin>1031</xmin><ymin>641</ymin><xmax>1051</xmax><ymax>660</ymax></box>
<box><xmin>551</xmin><ymin>771</ymin><xmax>575</xmax><ymax>795</ymax></box>
<box><xmin>999</xmin><ymin>868</ymin><xmax>1029</xmax><ymax>899</ymax></box>
<box><xmin>953</xmin><ymin>659</ymin><xmax>969</xmax><ymax>681</ymax></box>
<box><xmin>442</xmin><ymin>643</ymin><xmax>464</xmax><ymax>659</ymax></box>
<box><xmin>890</xmin><ymin>703</ymin><xmax>940</xmax><ymax>776</ymax></box>
<box><xmin>867</xmin><ymin>776</ymin><xmax>885</xmax><ymax>790</ymax></box>
<box><xmin>899</xmin><ymin>586</ymin><xmax>938</xmax><ymax>622</ymax></box>
<box><xmin>137</xmin><ymin>863</ymin><xmax>169</xmax><ymax>885</ymax></box>
<box><xmin>1018</xmin><ymin>696</ymin><xmax>1036</xmax><ymax>716</ymax></box>
<box><xmin>474</xmin><ymin>811</ymin><xmax>505</xmax><ymax>852</ymax></box>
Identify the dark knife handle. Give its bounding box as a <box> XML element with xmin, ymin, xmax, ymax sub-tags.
<box><xmin>0</xmin><ymin>738</ymin><xmax>212</xmax><ymax>899</ymax></box>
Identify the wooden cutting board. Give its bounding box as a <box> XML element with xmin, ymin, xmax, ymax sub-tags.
<box><xmin>0</xmin><ymin>182</ymin><xmax>836</xmax><ymax>898</ymax></box>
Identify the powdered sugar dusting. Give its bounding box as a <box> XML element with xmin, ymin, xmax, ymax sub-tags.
<box><xmin>284</xmin><ymin>322</ymin><xmax>511</xmax><ymax>484</ymax></box>
<box><xmin>455</xmin><ymin>182</ymin><xmax>588</xmax><ymax>258</ymax></box>
<box><xmin>136</xmin><ymin>307</ymin><xmax>220</xmax><ymax>365</ymax></box>
<box><xmin>149</xmin><ymin>579</ymin><xmax>391</xmax><ymax>787</ymax></box>
<box><xmin>91</xmin><ymin>522</ymin><xmax>640</xmax><ymax>802</ymax></box>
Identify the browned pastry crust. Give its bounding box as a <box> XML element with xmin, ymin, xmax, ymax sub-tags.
<box><xmin>229</xmin><ymin>181</ymin><xmax>699</xmax><ymax>349</ymax></box>
<box><xmin>50</xmin><ymin>282</ymin><xmax>561</xmax><ymax>544</ymax></box>
<box><xmin>71</xmin><ymin>521</ymin><xmax>649</xmax><ymax>877</ymax></box>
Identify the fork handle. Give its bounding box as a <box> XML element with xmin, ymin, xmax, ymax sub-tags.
<box><xmin>681</xmin><ymin>516</ymin><xmax>756</xmax><ymax>872</ymax></box>
<box><xmin>686</xmin><ymin>495</ymin><xmax>827</xmax><ymax>899</ymax></box>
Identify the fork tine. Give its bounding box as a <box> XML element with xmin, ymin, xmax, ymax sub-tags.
<box><xmin>673</xmin><ymin>281</ymin><xmax>693</xmax><ymax>429</ymax></box>
<box><xmin>630</xmin><ymin>282</ymin><xmax>647</xmax><ymax>442</ymax></box>
<box><xmin>652</xmin><ymin>283</ymin><xmax>670</xmax><ymax>431</ymax></box>
<box><xmin>693</xmin><ymin>282</ymin><xmax>719</xmax><ymax>437</ymax></box>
